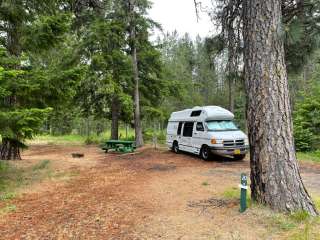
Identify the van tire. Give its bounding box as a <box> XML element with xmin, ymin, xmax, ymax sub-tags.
<box><xmin>234</xmin><ymin>154</ymin><xmax>246</xmax><ymax>161</ymax></box>
<box><xmin>173</xmin><ymin>141</ymin><xmax>179</xmax><ymax>154</ymax></box>
<box><xmin>200</xmin><ymin>145</ymin><xmax>211</xmax><ymax>161</ymax></box>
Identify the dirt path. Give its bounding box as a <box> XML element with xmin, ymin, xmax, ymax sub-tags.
<box><xmin>0</xmin><ymin>145</ymin><xmax>319</xmax><ymax>239</ymax></box>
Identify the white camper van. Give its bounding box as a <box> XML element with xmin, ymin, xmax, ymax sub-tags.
<box><xmin>166</xmin><ymin>106</ymin><xmax>249</xmax><ymax>160</ymax></box>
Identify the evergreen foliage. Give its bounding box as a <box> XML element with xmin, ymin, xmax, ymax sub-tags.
<box><xmin>0</xmin><ymin>0</ymin><xmax>81</xmax><ymax>159</ymax></box>
<box><xmin>0</xmin><ymin>0</ymin><xmax>319</xmax><ymax>159</ymax></box>
<box><xmin>294</xmin><ymin>76</ymin><xmax>320</xmax><ymax>151</ymax></box>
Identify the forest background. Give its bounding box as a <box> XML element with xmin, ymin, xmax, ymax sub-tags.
<box><xmin>0</xmin><ymin>0</ymin><xmax>319</xmax><ymax>158</ymax></box>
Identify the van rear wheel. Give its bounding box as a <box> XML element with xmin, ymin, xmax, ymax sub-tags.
<box><xmin>234</xmin><ymin>154</ymin><xmax>246</xmax><ymax>161</ymax></box>
<box><xmin>200</xmin><ymin>145</ymin><xmax>211</xmax><ymax>161</ymax></box>
<box><xmin>173</xmin><ymin>142</ymin><xmax>179</xmax><ymax>154</ymax></box>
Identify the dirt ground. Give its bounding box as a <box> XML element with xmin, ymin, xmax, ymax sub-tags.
<box><xmin>0</xmin><ymin>144</ymin><xmax>319</xmax><ymax>240</ymax></box>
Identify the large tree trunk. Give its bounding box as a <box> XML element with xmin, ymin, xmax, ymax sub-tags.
<box><xmin>129</xmin><ymin>0</ymin><xmax>144</xmax><ymax>147</ymax></box>
<box><xmin>243</xmin><ymin>0</ymin><xmax>317</xmax><ymax>215</ymax></box>
<box><xmin>1</xmin><ymin>22</ymin><xmax>22</xmax><ymax>160</ymax></box>
<box><xmin>110</xmin><ymin>97</ymin><xmax>120</xmax><ymax>140</ymax></box>
<box><xmin>227</xmin><ymin>31</ymin><xmax>236</xmax><ymax>113</ymax></box>
<box><xmin>228</xmin><ymin>76</ymin><xmax>235</xmax><ymax>112</ymax></box>
<box><xmin>132</xmin><ymin>45</ymin><xmax>144</xmax><ymax>147</ymax></box>
<box><xmin>0</xmin><ymin>138</ymin><xmax>21</xmax><ymax>160</ymax></box>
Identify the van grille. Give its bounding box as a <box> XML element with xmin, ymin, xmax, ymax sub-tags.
<box><xmin>223</xmin><ymin>139</ymin><xmax>245</xmax><ymax>147</ymax></box>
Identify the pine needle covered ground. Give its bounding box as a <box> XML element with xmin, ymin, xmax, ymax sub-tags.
<box><xmin>0</xmin><ymin>143</ymin><xmax>319</xmax><ymax>239</ymax></box>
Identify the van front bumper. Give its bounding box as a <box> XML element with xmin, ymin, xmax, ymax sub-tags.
<box><xmin>210</xmin><ymin>146</ymin><xmax>249</xmax><ymax>156</ymax></box>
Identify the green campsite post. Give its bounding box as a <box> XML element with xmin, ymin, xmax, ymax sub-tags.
<box><xmin>240</xmin><ymin>173</ymin><xmax>247</xmax><ymax>213</ymax></box>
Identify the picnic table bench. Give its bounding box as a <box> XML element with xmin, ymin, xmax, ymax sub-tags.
<box><xmin>101</xmin><ymin>140</ymin><xmax>136</xmax><ymax>153</ymax></box>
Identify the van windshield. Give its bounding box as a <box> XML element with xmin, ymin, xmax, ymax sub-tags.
<box><xmin>206</xmin><ymin>120</ymin><xmax>238</xmax><ymax>131</ymax></box>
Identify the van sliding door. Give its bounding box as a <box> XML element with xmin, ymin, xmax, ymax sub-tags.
<box><xmin>180</xmin><ymin>122</ymin><xmax>194</xmax><ymax>152</ymax></box>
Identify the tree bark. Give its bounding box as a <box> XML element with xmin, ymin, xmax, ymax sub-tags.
<box><xmin>228</xmin><ymin>76</ymin><xmax>235</xmax><ymax>113</ymax></box>
<box><xmin>1</xmin><ymin>20</ymin><xmax>22</xmax><ymax>160</ymax></box>
<box><xmin>227</xmin><ymin>30</ymin><xmax>236</xmax><ymax>113</ymax></box>
<box><xmin>110</xmin><ymin>97</ymin><xmax>120</xmax><ymax>140</ymax></box>
<box><xmin>0</xmin><ymin>138</ymin><xmax>21</xmax><ymax>160</ymax></box>
<box><xmin>129</xmin><ymin>0</ymin><xmax>144</xmax><ymax>147</ymax></box>
<box><xmin>243</xmin><ymin>0</ymin><xmax>317</xmax><ymax>215</ymax></box>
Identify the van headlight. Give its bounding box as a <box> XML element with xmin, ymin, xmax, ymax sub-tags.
<box><xmin>245</xmin><ymin>138</ymin><xmax>249</xmax><ymax>145</ymax></box>
<box><xmin>211</xmin><ymin>139</ymin><xmax>223</xmax><ymax>144</ymax></box>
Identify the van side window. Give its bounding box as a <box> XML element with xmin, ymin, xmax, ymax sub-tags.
<box><xmin>183</xmin><ymin>122</ymin><xmax>194</xmax><ymax>137</ymax></box>
<box><xmin>196</xmin><ymin>122</ymin><xmax>204</xmax><ymax>131</ymax></box>
<box><xmin>177</xmin><ymin>122</ymin><xmax>183</xmax><ymax>135</ymax></box>
<box><xmin>190</xmin><ymin>110</ymin><xmax>201</xmax><ymax>117</ymax></box>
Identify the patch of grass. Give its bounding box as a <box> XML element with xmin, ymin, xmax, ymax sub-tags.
<box><xmin>269</xmin><ymin>214</ymin><xmax>297</xmax><ymax>231</ymax></box>
<box><xmin>217</xmin><ymin>190</ymin><xmax>320</xmax><ymax>239</ymax></box>
<box><xmin>0</xmin><ymin>161</ymin><xmax>9</xmax><ymax>172</ymax></box>
<box><xmin>314</xmin><ymin>197</ymin><xmax>320</xmax><ymax>210</ymax></box>
<box><xmin>297</xmin><ymin>151</ymin><xmax>320</xmax><ymax>163</ymax></box>
<box><xmin>31</xmin><ymin>128</ymin><xmax>167</xmax><ymax>146</ymax></box>
<box><xmin>202</xmin><ymin>181</ymin><xmax>210</xmax><ymax>186</ymax></box>
<box><xmin>0</xmin><ymin>161</ymin><xmax>24</xmax><ymax>192</ymax></box>
<box><xmin>223</xmin><ymin>187</ymin><xmax>239</xmax><ymax>199</ymax></box>
<box><xmin>51</xmin><ymin>169</ymin><xmax>80</xmax><ymax>181</ymax></box>
<box><xmin>0</xmin><ymin>159</ymin><xmax>54</xmax><ymax>201</ymax></box>
<box><xmin>285</xmin><ymin>216</ymin><xmax>320</xmax><ymax>240</ymax></box>
<box><xmin>31</xmin><ymin>134</ymin><xmax>88</xmax><ymax>145</ymax></box>
<box><xmin>32</xmin><ymin>160</ymin><xmax>50</xmax><ymax>171</ymax></box>
<box><xmin>262</xmin><ymin>197</ymin><xmax>320</xmax><ymax>239</ymax></box>
<box><xmin>32</xmin><ymin>128</ymin><xmax>136</xmax><ymax>145</ymax></box>
<box><xmin>222</xmin><ymin>187</ymin><xmax>252</xmax><ymax>208</ymax></box>
<box><xmin>0</xmin><ymin>204</ymin><xmax>16</xmax><ymax>215</ymax></box>
<box><xmin>290</xmin><ymin>211</ymin><xmax>310</xmax><ymax>223</ymax></box>
<box><xmin>0</xmin><ymin>192</ymin><xmax>16</xmax><ymax>201</ymax></box>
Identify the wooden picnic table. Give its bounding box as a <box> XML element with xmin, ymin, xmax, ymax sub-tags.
<box><xmin>101</xmin><ymin>140</ymin><xmax>136</xmax><ymax>153</ymax></box>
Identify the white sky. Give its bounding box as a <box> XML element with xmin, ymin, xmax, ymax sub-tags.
<box><xmin>149</xmin><ymin>0</ymin><xmax>215</xmax><ymax>40</ymax></box>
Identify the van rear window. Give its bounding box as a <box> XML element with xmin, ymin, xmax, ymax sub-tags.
<box><xmin>190</xmin><ymin>110</ymin><xmax>201</xmax><ymax>117</ymax></box>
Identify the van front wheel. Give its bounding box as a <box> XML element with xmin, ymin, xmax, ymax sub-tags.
<box><xmin>200</xmin><ymin>145</ymin><xmax>211</xmax><ymax>161</ymax></box>
<box><xmin>173</xmin><ymin>142</ymin><xmax>179</xmax><ymax>154</ymax></box>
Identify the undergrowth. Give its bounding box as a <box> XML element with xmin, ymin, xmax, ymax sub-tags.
<box><xmin>0</xmin><ymin>160</ymin><xmax>52</xmax><ymax>202</ymax></box>
<box><xmin>221</xmin><ymin>187</ymin><xmax>320</xmax><ymax>239</ymax></box>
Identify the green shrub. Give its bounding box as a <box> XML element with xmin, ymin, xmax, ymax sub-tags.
<box><xmin>297</xmin><ymin>150</ymin><xmax>320</xmax><ymax>163</ymax></box>
<box><xmin>143</xmin><ymin>128</ymin><xmax>166</xmax><ymax>143</ymax></box>
<box><xmin>143</xmin><ymin>129</ymin><xmax>153</xmax><ymax>141</ymax></box>
<box><xmin>119</xmin><ymin>135</ymin><xmax>135</xmax><ymax>141</ymax></box>
<box><xmin>294</xmin><ymin>125</ymin><xmax>315</xmax><ymax>152</ymax></box>
<box><xmin>293</xmin><ymin>83</ymin><xmax>320</xmax><ymax>151</ymax></box>
<box><xmin>85</xmin><ymin>136</ymin><xmax>100</xmax><ymax>145</ymax></box>
<box><xmin>315</xmin><ymin>150</ymin><xmax>320</xmax><ymax>158</ymax></box>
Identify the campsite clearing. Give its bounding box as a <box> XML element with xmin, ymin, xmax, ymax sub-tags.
<box><xmin>0</xmin><ymin>144</ymin><xmax>319</xmax><ymax>239</ymax></box>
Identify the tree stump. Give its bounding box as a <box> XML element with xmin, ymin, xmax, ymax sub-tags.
<box><xmin>71</xmin><ymin>153</ymin><xmax>84</xmax><ymax>158</ymax></box>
